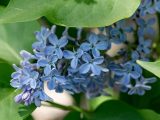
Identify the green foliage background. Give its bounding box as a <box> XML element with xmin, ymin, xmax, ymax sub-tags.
<box><xmin>1</xmin><ymin>0</ymin><xmax>160</xmax><ymax>120</ymax></box>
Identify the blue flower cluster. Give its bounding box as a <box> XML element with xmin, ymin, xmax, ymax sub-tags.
<box><xmin>103</xmin><ymin>20</ymin><xmax>133</xmax><ymax>44</ymax></box>
<box><xmin>11</xmin><ymin>26</ymin><xmax>110</xmax><ymax>106</ymax></box>
<box><xmin>11</xmin><ymin>51</ymin><xmax>51</xmax><ymax>106</ymax></box>
<box><xmin>137</xmin><ymin>0</ymin><xmax>160</xmax><ymax>17</ymax></box>
<box><xmin>107</xmin><ymin>0</ymin><xmax>158</xmax><ymax>95</ymax></box>
<box><xmin>11</xmin><ymin>0</ymin><xmax>159</xmax><ymax>106</ymax></box>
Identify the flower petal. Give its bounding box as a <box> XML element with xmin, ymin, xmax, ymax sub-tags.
<box><xmin>47</xmin><ymin>80</ymin><xmax>55</xmax><ymax>90</ymax></box>
<box><xmin>92</xmin><ymin>48</ymin><xmax>100</xmax><ymax>57</ymax></box>
<box><xmin>37</xmin><ymin>59</ymin><xmax>48</xmax><ymax>67</ymax></box>
<box><xmin>121</xmin><ymin>74</ymin><xmax>130</xmax><ymax>85</ymax></box>
<box><xmin>30</xmin><ymin>79</ymin><xmax>37</xmax><ymax>89</ymax></box>
<box><xmin>56</xmin><ymin>48</ymin><xmax>63</xmax><ymax>59</ymax></box>
<box><xmin>63</xmin><ymin>50</ymin><xmax>74</xmax><ymax>59</ymax></box>
<box><xmin>44</xmin><ymin>65</ymin><xmax>52</xmax><ymax>76</ymax></box>
<box><xmin>95</xmin><ymin>41</ymin><xmax>108</xmax><ymax>50</ymax></box>
<box><xmin>71</xmin><ymin>58</ymin><xmax>78</xmax><ymax>69</ymax></box>
<box><xmin>20</xmin><ymin>50</ymin><xmax>35</xmax><ymax>60</ymax></box>
<box><xmin>44</xmin><ymin>46</ymin><xmax>54</xmax><ymax>55</ymax></box>
<box><xmin>80</xmin><ymin>43</ymin><xmax>91</xmax><ymax>51</ymax></box>
<box><xmin>79</xmin><ymin>63</ymin><xmax>90</xmax><ymax>74</ymax></box>
<box><xmin>91</xmin><ymin>64</ymin><xmax>101</xmax><ymax>75</ymax></box>
<box><xmin>48</xmin><ymin>33</ymin><xmax>58</xmax><ymax>45</ymax></box>
<box><xmin>32</xmin><ymin>71</ymin><xmax>39</xmax><ymax>79</ymax></box>
<box><xmin>93</xmin><ymin>56</ymin><xmax>104</xmax><ymax>64</ymax></box>
<box><xmin>130</xmin><ymin>71</ymin><xmax>140</xmax><ymax>79</ymax></box>
<box><xmin>82</xmin><ymin>53</ymin><xmax>92</xmax><ymax>63</ymax></box>
<box><xmin>55</xmin><ymin>76</ymin><xmax>66</xmax><ymax>83</ymax></box>
<box><xmin>76</xmin><ymin>49</ymin><xmax>83</xmax><ymax>58</ymax></box>
<box><xmin>35</xmin><ymin>98</ymin><xmax>41</xmax><ymax>107</ymax></box>
<box><xmin>58</xmin><ymin>36</ymin><xmax>68</xmax><ymax>48</ymax></box>
<box><xmin>88</xmin><ymin>33</ymin><xmax>98</xmax><ymax>44</ymax></box>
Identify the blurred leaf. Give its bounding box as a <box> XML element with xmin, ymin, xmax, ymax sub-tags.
<box><xmin>0</xmin><ymin>21</ymin><xmax>40</xmax><ymax>64</ymax></box>
<box><xmin>0</xmin><ymin>5</ymin><xmax>4</xmax><ymax>13</ymax></box>
<box><xmin>0</xmin><ymin>0</ymin><xmax>10</xmax><ymax>6</ymax></box>
<box><xmin>0</xmin><ymin>88</ymin><xmax>13</xmax><ymax>100</ymax></box>
<box><xmin>0</xmin><ymin>61</ymin><xmax>13</xmax><ymax>87</ymax></box>
<box><xmin>0</xmin><ymin>91</ymin><xmax>22</xmax><ymax>120</ymax></box>
<box><xmin>18</xmin><ymin>104</ymin><xmax>36</xmax><ymax>120</ymax></box>
<box><xmin>138</xmin><ymin>109</ymin><xmax>160</xmax><ymax>120</ymax></box>
<box><xmin>89</xmin><ymin>96</ymin><xmax>112</xmax><ymax>111</ymax></box>
<box><xmin>88</xmin><ymin>100</ymin><xmax>143</xmax><ymax>120</ymax></box>
<box><xmin>0</xmin><ymin>21</ymin><xmax>39</xmax><ymax>120</ymax></box>
<box><xmin>137</xmin><ymin>60</ymin><xmax>160</xmax><ymax>78</ymax></box>
<box><xmin>87</xmin><ymin>100</ymin><xmax>160</xmax><ymax>120</ymax></box>
<box><xmin>64</xmin><ymin>111</ymin><xmax>82</xmax><ymax>120</ymax></box>
<box><xmin>23</xmin><ymin>115</ymin><xmax>34</xmax><ymax>120</ymax></box>
<box><xmin>0</xmin><ymin>0</ymin><xmax>140</xmax><ymax>27</ymax></box>
<box><xmin>0</xmin><ymin>61</ymin><xmax>14</xmax><ymax>100</ymax></box>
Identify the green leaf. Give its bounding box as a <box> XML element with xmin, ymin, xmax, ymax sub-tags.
<box><xmin>0</xmin><ymin>88</ymin><xmax>13</xmax><ymax>100</ymax></box>
<box><xmin>64</xmin><ymin>111</ymin><xmax>82</xmax><ymax>120</ymax></box>
<box><xmin>89</xmin><ymin>96</ymin><xmax>112</xmax><ymax>111</ymax></box>
<box><xmin>0</xmin><ymin>61</ymin><xmax>14</xmax><ymax>100</ymax></box>
<box><xmin>23</xmin><ymin>115</ymin><xmax>34</xmax><ymax>120</ymax></box>
<box><xmin>0</xmin><ymin>5</ymin><xmax>5</xmax><ymax>13</ymax></box>
<box><xmin>0</xmin><ymin>61</ymin><xmax>14</xmax><ymax>88</ymax></box>
<box><xmin>138</xmin><ymin>109</ymin><xmax>160</xmax><ymax>120</ymax></box>
<box><xmin>88</xmin><ymin>100</ymin><xmax>143</xmax><ymax>120</ymax></box>
<box><xmin>0</xmin><ymin>92</ymin><xmax>22</xmax><ymax>120</ymax></box>
<box><xmin>0</xmin><ymin>21</ymin><xmax>39</xmax><ymax>120</ymax></box>
<box><xmin>87</xmin><ymin>100</ymin><xmax>160</xmax><ymax>120</ymax></box>
<box><xmin>18</xmin><ymin>104</ymin><xmax>36</xmax><ymax>120</ymax></box>
<box><xmin>0</xmin><ymin>21</ymin><xmax>40</xmax><ymax>64</ymax></box>
<box><xmin>137</xmin><ymin>60</ymin><xmax>160</xmax><ymax>78</ymax></box>
<box><xmin>0</xmin><ymin>0</ymin><xmax>10</xmax><ymax>6</ymax></box>
<box><xmin>0</xmin><ymin>0</ymin><xmax>140</xmax><ymax>27</ymax></box>
<box><xmin>89</xmin><ymin>88</ymin><xmax>119</xmax><ymax>111</ymax></box>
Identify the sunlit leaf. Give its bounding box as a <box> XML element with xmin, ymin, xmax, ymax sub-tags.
<box><xmin>0</xmin><ymin>0</ymin><xmax>140</xmax><ymax>27</ymax></box>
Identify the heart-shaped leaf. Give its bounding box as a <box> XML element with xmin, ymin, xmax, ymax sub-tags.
<box><xmin>0</xmin><ymin>0</ymin><xmax>140</xmax><ymax>27</ymax></box>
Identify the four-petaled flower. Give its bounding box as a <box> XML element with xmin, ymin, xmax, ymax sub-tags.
<box><xmin>63</xmin><ymin>49</ymin><xmax>83</xmax><ymax>69</ymax></box>
<box><xmin>11</xmin><ymin>64</ymin><xmax>39</xmax><ymax>89</ymax></box>
<box><xmin>107</xmin><ymin>20</ymin><xmax>133</xmax><ymax>44</ymax></box>
<box><xmin>32</xmin><ymin>27</ymin><xmax>51</xmax><ymax>51</ymax></box>
<box><xmin>48</xmin><ymin>33</ymin><xmax>68</xmax><ymax>59</ymax></box>
<box><xmin>137</xmin><ymin>37</ymin><xmax>151</xmax><ymax>54</ymax></box>
<box><xmin>41</xmin><ymin>69</ymin><xmax>66</xmax><ymax>92</ymax></box>
<box><xmin>136</xmin><ymin>18</ymin><xmax>155</xmax><ymax>37</ymax></box>
<box><xmin>127</xmin><ymin>77</ymin><xmax>156</xmax><ymax>95</ymax></box>
<box><xmin>79</xmin><ymin>53</ymin><xmax>108</xmax><ymax>75</ymax></box>
<box><xmin>113</xmin><ymin>62</ymin><xmax>142</xmax><ymax>85</ymax></box>
<box><xmin>80</xmin><ymin>33</ymin><xmax>109</xmax><ymax>57</ymax></box>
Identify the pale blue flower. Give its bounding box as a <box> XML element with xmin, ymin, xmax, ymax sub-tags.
<box><xmin>80</xmin><ymin>33</ymin><xmax>109</xmax><ymax>57</ymax></box>
<box><xmin>112</xmin><ymin>62</ymin><xmax>142</xmax><ymax>85</ymax></box>
<box><xmin>79</xmin><ymin>53</ymin><xmax>108</xmax><ymax>75</ymax></box>
<box><xmin>63</xmin><ymin>49</ymin><xmax>83</xmax><ymax>68</ymax></box>
<box><xmin>48</xmin><ymin>33</ymin><xmax>68</xmax><ymax>59</ymax></box>
<box><xmin>127</xmin><ymin>77</ymin><xmax>156</xmax><ymax>95</ymax></box>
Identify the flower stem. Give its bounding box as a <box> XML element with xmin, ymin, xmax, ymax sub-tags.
<box><xmin>46</xmin><ymin>101</ymin><xmax>84</xmax><ymax>113</ymax></box>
